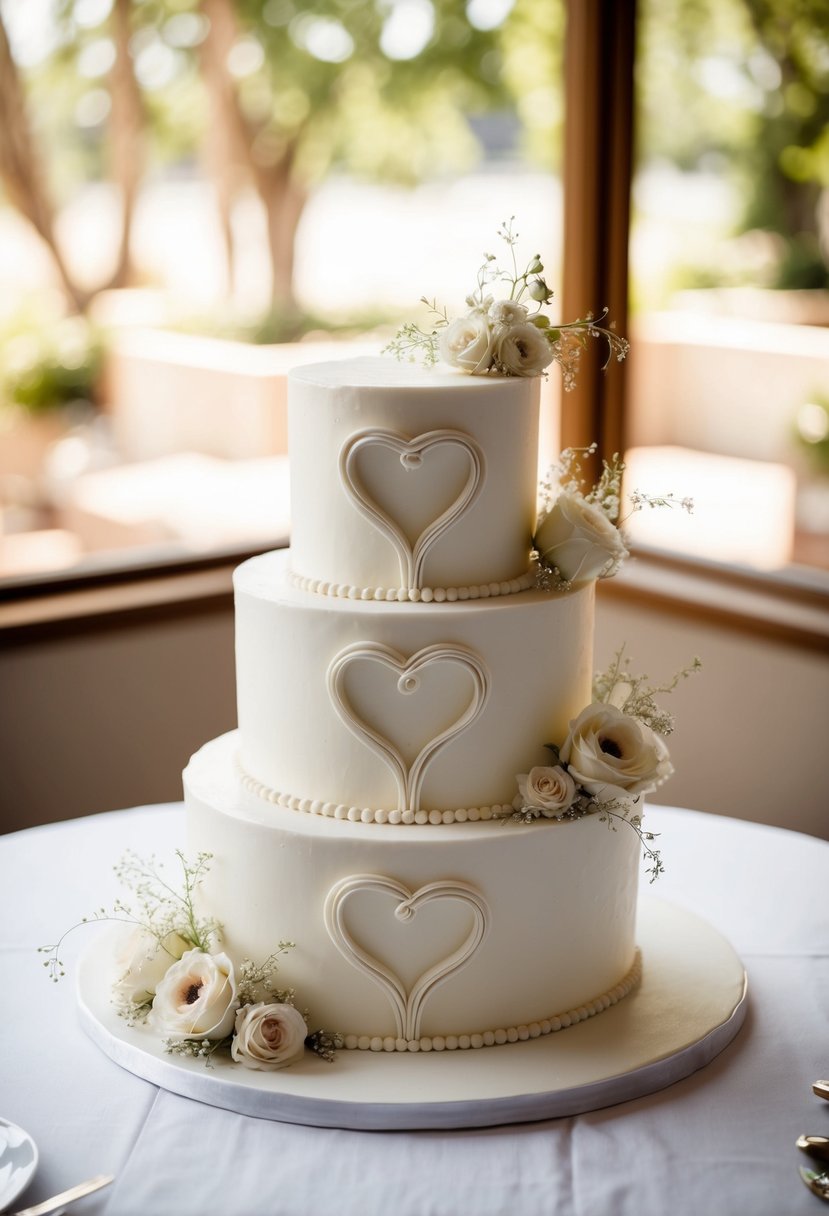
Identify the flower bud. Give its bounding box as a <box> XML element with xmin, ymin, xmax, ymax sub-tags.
<box><xmin>528</xmin><ymin>278</ymin><xmax>552</xmax><ymax>303</ymax></box>
<box><xmin>529</xmin><ymin>256</ymin><xmax>544</xmax><ymax>273</ymax></box>
<box><xmin>530</xmin><ymin>314</ymin><xmax>550</xmax><ymax>329</ymax></box>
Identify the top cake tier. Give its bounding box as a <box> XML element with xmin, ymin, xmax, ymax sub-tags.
<box><xmin>288</xmin><ymin>358</ymin><xmax>539</xmax><ymax>598</ymax></box>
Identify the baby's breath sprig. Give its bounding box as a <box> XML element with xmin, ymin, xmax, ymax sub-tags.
<box><xmin>39</xmin><ymin>904</ymin><xmax>112</xmax><ymax>982</ymax></box>
<box><xmin>538</xmin><ymin>444</ymin><xmax>598</xmax><ymax>508</ymax></box>
<box><xmin>627</xmin><ymin>489</ymin><xmax>695</xmax><ymax>516</ymax></box>
<box><xmin>551</xmin><ymin>310</ymin><xmax>630</xmax><ymax>391</ymax></box>
<box><xmin>584</xmin><ymin>453</ymin><xmax>626</xmax><ymax>523</ymax></box>
<box><xmin>593</xmin><ymin>646</ymin><xmax>702</xmax><ymax>736</ymax></box>
<box><xmin>382</xmin><ymin>319</ymin><xmax>441</xmax><ymax>366</ymax></box>
<box><xmin>236</xmin><ymin>948</ymin><xmax>296</xmax><ymax>1006</ymax></box>
<box><xmin>539</xmin><ymin>447</ymin><xmax>626</xmax><ymax>523</ymax></box>
<box><xmin>164</xmin><ymin>1036</ymin><xmax>225</xmax><ymax>1066</ymax></box>
<box><xmin>112</xmin><ymin>850</ymin><xmax>219</xmax><ymax>954</ymax></box>
<box><xmin>500</xmin><ymin>800</ymin><xmax>590</xmax><ymax>826</ymax></box>
<box><xmin>38</xmin><ymin>850</ymin><xmax>218</xmax><ymax>983</ymax></box>
<box><xmin>595</xmin><ymin>802</ymin><xmax>665</xmax><ymax>884</ymax></box>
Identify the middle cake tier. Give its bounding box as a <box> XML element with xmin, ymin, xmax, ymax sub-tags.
<box><xmin>236</xmin><ymin>549</ymin><xmax>594</xmax><ymax>819</ymax></box>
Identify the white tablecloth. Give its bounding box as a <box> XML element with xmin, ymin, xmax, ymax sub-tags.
<box><xmin>2</xmin><ymin>804</ymin><xmax>827</xmax><ymax>1216</ymax></box>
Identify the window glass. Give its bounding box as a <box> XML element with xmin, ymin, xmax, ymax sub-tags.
<box><xmin>627</xmin><ymin>0</ymin><xmax>829</xmax><ymax>576</ymax></box>
<box><xmin>0</xmin><ymin>0</ymin><xmax>566</xmax><ymax>585</ymax></box>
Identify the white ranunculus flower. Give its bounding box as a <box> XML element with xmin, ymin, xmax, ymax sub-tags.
<box><xmin>112</xmin><ymin>927</ymin><xmax>190</xmax><ymax>1006</ymax></box>
<box><xmin>560</xmin><ymin>703</ymin><xmax>673</xmax><ymax>803</ymax></box>
<box><xmin>490</xmin><ymin>299</ymin><xmax>528</xmax><ymax>327</ymax></box>
<box><xmin>495</xmin><ymin>321</ymin><xmax>554</xmax><ymax>377</ymax></box>
<box><xmin>517</xmin><ymin>765</ymin><xmax>577</xmax><ymax>816</ymax></box>
<box><xmin>534</xmin><ymin>490</ymin><xmax>627</xmax><ymax>583</ymax></box>
<box><xmin>231</xmin><ymin>1002</ymin><xmax>308</xmax><ymax>1071</ymax></box>
<box><xmin>148</xmin><ymin>948</ymin><xmax>238</xmax><ymax>1041</ymax></box>
<box><xmin>439</xmin><ymin>312</ymin><xmax>494</xmax><ymax>374</ymax></box>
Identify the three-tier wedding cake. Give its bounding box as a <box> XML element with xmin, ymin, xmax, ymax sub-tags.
<box><xmin>183</xmin><ymin>357</ymin><xmax>644</xmax><ymax>1055</ymax></box>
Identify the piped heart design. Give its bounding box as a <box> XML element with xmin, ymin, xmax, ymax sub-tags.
<box><xmin>327</xmin><ymin>642</ymin><xmax>490</xmax><ymax>813</ymax></box>
<box><xmin>338</xmin><ymin>428</ymin><xmax>486</xmax><ymax>588</ymax></box>
<box><xmin>324</xmin><ymin>874</ymin><xmax>490</xmax><ymax>1041</ymax></box>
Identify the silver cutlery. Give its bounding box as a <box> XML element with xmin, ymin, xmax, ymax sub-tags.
<box><xmin>11</xmin><ymin>1174</ymin><xmax>113</xmax><ymax>1216</ymax></box>
<box><xmin>800</xmin><ymin>1166</ymin><xmax>829</xmax><ymax>1202</ymax></box>
<box><xmin>799</xmin><ymin>1135</ymin><xmax>829</xmax><ymax>1164</ymax></box>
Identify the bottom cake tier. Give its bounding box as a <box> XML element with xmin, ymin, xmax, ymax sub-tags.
<box><xmin>185</xmin><ymin>733</ymin><xmax>643</xmax><ymax>1050</ymax></box>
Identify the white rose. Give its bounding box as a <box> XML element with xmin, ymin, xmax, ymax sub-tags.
<box><xmin>534</xmin><ymin>490</ymin><xmax>627</xmax><ymax>583</ymax></box>
<box><xmin>148</xmin><ymin>948</ymin><xmax>238</xmax><ymax>1041</ymax></box>
<box><xmin>560</xmin><ymin>703</ymin><xmax>673</xmax><ymax>803</ymax></box>
<box><xmin>495</xmin><ymin>321</ymin><xmax>554</xmax><ymax>377</ymax></box>
<box><xmin>490</xmin><ymin>299</ymin><xmax>528</xmax><ymax>327</ymax></box>
<box><xmin>231</xmin><ymin>1002</ymin><xmax>308</xmax><ymax>1071</ymax></box>
<box><xmin>517</xmin><ymin>765</ymin><xmax>577</xmax><ymax>816</ymax></box>
<box><xmin>438</xmin><ymin>312</ymin><xmax>494</xmax><ymax>374</ymax></box>
<box><xmin>112</xmin><ymin>927</ymin><xmax>190</xmax><ymax>1006</ymax></box>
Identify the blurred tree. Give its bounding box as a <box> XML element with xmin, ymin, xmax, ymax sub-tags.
<box><xmin>1</xmin><ymin>0</ymin><xmax>826</xmax><ymax>319</ymax></box>
<box><xmin>0</xmin><ymin>0</ymin><xmax>519</xmax><ymax>314</ymax></box>
<box><xmin>108</xmin><ymin>0</ymin><xmax>146</xmax><ymax>289</ymax></box>
<box><xmin>195</xmin><ymin>0</ymin><xmax>518</xmax><ymax>308</ymax></box>
<box><xmin>0</xmin><ymin>14</ymin><xmax>87</xmax><ymax>311</ymax></box>
<box><xmin>638</xmin><ymin>0</ymin><xmax>829</xmax><ymax>288</ymax></box>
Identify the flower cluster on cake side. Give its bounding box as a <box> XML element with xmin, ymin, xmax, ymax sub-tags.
<box><xmin>506</xmin><ymin>444</ymin><xmax>698</xmax><ymax>881</ymax></box>
<box><xmin>383</xmin><ymin>217</ymin><xmax>629</xmax><ymax>385</ymax></box>
<box><xmin>506</xmin><ymin>645</ymin><xmax>701</xmax><ymax>882</ymax></box>
<box><xmin>41</xmin><ymin>852</ymin><xmax>341</xmax><ymax>1071</ymax></box>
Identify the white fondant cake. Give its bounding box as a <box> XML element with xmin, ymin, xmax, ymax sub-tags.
<box><xmin>186</xmin><ymin>732</ymin><xmax>640</xmax><ymax>1048</ymax></box>
<box><xmin>288</xmin><ymin>360</ymin><xmax>539</xmax><ymax>596</ymax></box>
<box><xmin>234</xmin><ymin>550</ymin><xmax>593</xmax><ymax>819</ymax></box>
<box><xmin>184</xmin><ymin>357</ymin><xmax>644</xmax><ymax>1054</ymax></box>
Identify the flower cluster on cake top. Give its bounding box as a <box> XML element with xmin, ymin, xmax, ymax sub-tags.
<box><xmin>384</xmin><ymin>218</ymin><xmax>629</xmax><ymax>385</ymax></box>
<box><xmin>41</xmin><ymin>851</ymin><xmax>340</xmax><ymax>1070</ymax></box>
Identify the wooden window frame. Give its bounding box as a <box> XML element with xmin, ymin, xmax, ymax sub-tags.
<box><xmin>561</xmin><ymin>0</ymin><xmax>634</xmax><ymax>462</ymax></box>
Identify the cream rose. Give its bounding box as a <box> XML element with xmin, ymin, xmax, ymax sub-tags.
<box><xmin>534</xmin><ymin>491</ymin><xmax>627</xmax><ymax>583</ymax></box>
<box><xmin>490</xmin><ymin>299</ymin><xmax>528</xmax><ymax>327</ymax></box>
<box><xmin>495</xmin><ymin>321</ymin><xmax>554</xmax><ymax>377</ymax></box>
<box><xmin>148</xmin><ymin>948</ymin><xmax>238</xmax><ymax>1041</ymax></box>
<box><xmin>517</xmin><ymin>765</ymin><xmax>577</xmax><ymax>816</ymax></box>
<box><xmin>231</xmin><ymin>1002</ymin><xmax>308</xmax><ymax>1071</ymax></box>
<box><xmin>438</xmin><ymin>313</ymin><xmax>494</xmax><ymax>374</ymax></box>
<box><xmin>560</xmin><ymin>703</ymin><xmax>673</xmax><ymax>803</ymax></box>
<box><xmin>112</xmin><ymin>927</ymin><xmax>190</xmax><ymax>1006</ymax></box>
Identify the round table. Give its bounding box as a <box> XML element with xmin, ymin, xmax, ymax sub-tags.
<box><xmin>2</xmin><ymin>804</ymin><xmax>827</xmax><ymax>1216</ymax></box>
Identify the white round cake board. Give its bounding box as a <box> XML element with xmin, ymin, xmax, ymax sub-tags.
<box><xmin>76</xmin><ymin>898</ymin><xmax>747</xmax><ymax>1131</ymax></box>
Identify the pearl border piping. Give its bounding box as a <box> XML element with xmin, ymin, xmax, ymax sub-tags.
<box><xmin>287</xmin><ymin>568</ymin><xmax>536</xmax><ymax>603</ymax></box>
<box><xmin>339</xmin><ymin>949</ymin><xmax>642</xmax><ymax>1053</ymax></box>
<box><xmin>237</xmin><ymin>757</ymin><xmax>514</xmax><ymax>825</ymax></box>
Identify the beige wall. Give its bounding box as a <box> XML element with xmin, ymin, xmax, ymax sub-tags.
<box><xmin>595</xmin><ymin>597</ymin><xmax>828</xmax><ymax>840</ymax></box>
<box><xmin>0</xmin><ymin>610</ymin><xmax>236</xmax><ymax>834</ymax></box>
<box><xmin>2</xmin><ymin>591</ymin><xmax>827</xmax><ymax>839</ymax></box>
